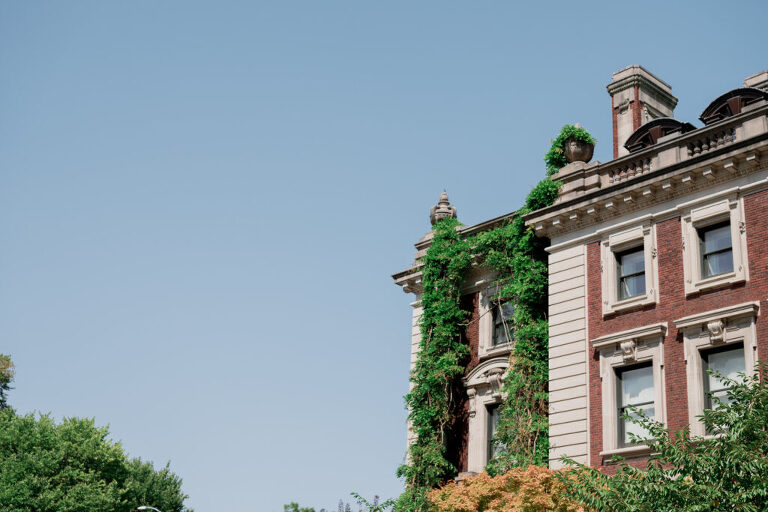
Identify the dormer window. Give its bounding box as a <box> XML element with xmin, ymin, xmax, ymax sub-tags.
<box><xmin>699</xmin><ymin>87</ymin><xmax>768</xmax><ymax>125</ymax></box>
<box><xmin>623</xmin><ymin>118</ymin><xmax>695</xmax><ymax>153</ymax></box>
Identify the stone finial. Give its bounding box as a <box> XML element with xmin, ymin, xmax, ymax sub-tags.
<box><xmin>429</xmin><ymin>190</ymin><xmax>457</xmax><ymax>225</ymax></box>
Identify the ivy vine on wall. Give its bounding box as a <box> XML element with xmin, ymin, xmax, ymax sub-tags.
<box><xmin>396</xmin><ymin>125</ymin><xmax>589</xmax><ymax>512</ymax></box>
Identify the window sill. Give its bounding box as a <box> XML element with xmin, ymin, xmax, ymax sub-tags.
<box><xmin>599</xmin><ymin>444</ymin><xmax>652</xmax><ymax>461</ymax></box>
<box><xmin>604</xmin><ymin>293</ymin><xmax>655</xmax><ymax>316</ymax></box>
<box><xmin>687</xmin><ymin>271</ymin><xmax>744</xmax><ymax>295</ymax></box>
<box><xmin>479</xmin><ymin>343</ymin><xmax>513</xmax><ymax>360</ymax></box>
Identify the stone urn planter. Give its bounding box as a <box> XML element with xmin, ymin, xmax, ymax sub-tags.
<box><xmin>563</xmin><ymin>137</ymin><xmax>594</xmax><ymax>164</ymax></box>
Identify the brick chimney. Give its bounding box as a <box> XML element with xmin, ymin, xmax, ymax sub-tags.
<box><xmin>745</xmin><ymin>70</ymin><xmax>768</xmax><ymax>92</ymax></box>
<box><xmin>607</xmin><ymin>66</ymin><xmax>678</xmax><ymax>159</ymax></box>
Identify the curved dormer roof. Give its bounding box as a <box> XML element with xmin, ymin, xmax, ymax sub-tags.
<box><xmin>624</xmin><ymin>118</ymin><xmax>696</xmax><ymax>153</ymax></box>
<box><xmin>699</xmin><ymin>87</ymin><xmax>768</xmax><ymax>125</ymax></box>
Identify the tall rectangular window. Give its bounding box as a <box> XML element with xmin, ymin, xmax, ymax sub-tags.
<box><xmin>703</xmin><ymin>343</ymin><xmax>745</xmax><ymax>409</ymax></box>
<box><xmin>617</xmin><ymin>247</ymin><xmax>646</xmax><ymax>300</ymax></box>
<box><xmin>699</xmin><ymin>221</ymin><xmax>733</xmax><ymax>278</ymax></box>
<box><xmin>492</xmin><ymin>301</ymin><xmax>514</xmax><ymax>346</ymax></box>
<box><xmin>616</xmin><ymin>363</ymin><xmax>654</xmax><ymax>447</ymax></box>
<box><xmin>486</xmin><ymin>404</ymin><xmax>502</xmax><ymax>463</ymax></box>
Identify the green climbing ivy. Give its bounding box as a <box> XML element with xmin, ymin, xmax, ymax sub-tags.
<box><xmin>396</xmin><ymin>217</ymin><xmax>472</xmax><ymax>512</ymax></box>
<box><xmin>480</xmin><ymin>178</ymin><xmax>560</xmax><ymax>476</ymax></box>
<box><xmin>395</xmin><ymin>126</ymin><xmax>590</xmax><ymax>512</ymax></box>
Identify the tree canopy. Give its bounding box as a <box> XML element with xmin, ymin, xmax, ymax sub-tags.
<box><xmin>559</xmin><ymin>363</ymin><xmax>768</xmax><ymax>512</ymax></box>
<box><xmin>0</xmin><ymin>354</ymin><xmax>191</xmax><ymax>512</ymax></box>
<box><xmin>0</xmin><ymin>355</ymin><xmax>14</xmax><ymax>411</ymax></box>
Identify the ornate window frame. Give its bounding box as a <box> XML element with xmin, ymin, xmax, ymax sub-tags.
<box><xmin>478</xmin><ymin>287</ymin><xmax>514</xmax><ymax>359</ymax></box>
<box><xmin>591</xmin><ymin>323</ymin><xmax>667</xmax><ymax>459</ymax></box>
<box><xmin>463</xmin><ymin>357</ymin><xmax>507</xmax><ymax>473</ymax></box>
<box><xmin>674</xmin><ymin>302</ymin><xmax>759</xmax><ymax>436</ymax></box>
<box><xmin>681</xmin><ymin>195</ymin><xmax>748</xmax><ymax>295</ymax></box>
<box><xmin>601</xmin><ymin>223</ymin><xmax>659</xmax><ymax>316</ymax></box>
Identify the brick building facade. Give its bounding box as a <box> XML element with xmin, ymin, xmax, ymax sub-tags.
<box><xmin>393</xmin><ymin>66</ymin><xmax>768</xmax><ymax>475</ymax></box>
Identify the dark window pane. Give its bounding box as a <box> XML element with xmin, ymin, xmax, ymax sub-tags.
<box><xmin>617</xmin><ymin>363</ymin><xmax>654</xmax><ymax>447</ymax></box>
<box><xmin>492</xmin><ymin>301</ymin><xmax>514</xmax><ymax>346</ymax></box>
<box><xmin>703</xmin><ymin>345</ymin><xmax>745</xmax><ymax>410</ymax></box>
<box><xmin>620</xmin><ymin>274</ymin><xmax>646</xmax><ymax>299</ymax></box>
<box><xmin>619</xmin><ymin>249</ymin><xmax>645</xmax><ymax>276</ymax></box>
<box><xmin>617</xmin><ymin>247</ymin><xmax>645</xmax><ymax>300</ymax></box>
<box><xmin>621</xmin><ymin>404</ymin><xmax>654</xmax><ymax>446</ymax></box>
<box><xmin>703</xmin><ymin>250</ymin><xmax>734</xmax><ymax>277</ymax></box>
<box><xmin>699</xmin><ymin>222</ymin><xmax>734</xmax><ymax>278</ymax></box>
<box><xmin>620</xmin><ymin>365</ymin><xmax>654</xmax><ymax>405</ymax></box>
<box><xmin>487</xmin><ymin>405</ymin><xmax>503</xmax><ymax>462</ymax></box>
<box><xmin>702</xmin><ymin>224</ymin><xmax>732</xmax><ymax>253</ymax></box>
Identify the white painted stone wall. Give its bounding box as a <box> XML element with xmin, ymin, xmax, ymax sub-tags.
<box><xmin>548</xmin><ymin>245</ymin><xmax>589</xmax><ymax>468</ymax></box>
<box><xmin>406</xmin><ymin>299</ymin><xmax>422</xmax><ymax>449</ymax></box>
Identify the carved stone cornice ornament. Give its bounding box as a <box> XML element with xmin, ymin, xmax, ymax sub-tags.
<box><xmin>674</xmin><ymin>301</ymin><xmax>760</xmax><ymax>333</ymax></box>
<box><xmin>485</xmin><ymin>368</ymin><xmax>505</xmax><ymax>395</ymax></box>
<box><xmin>707</xmin><ymin>320</ymin><xmax>725</xmax><ymax>343</ymax></box>
<box><xmin>467</xmin><ymin>388</ymin><xmax>477</xmax><ymax>418</ymax></box>
<box><xmin>620</xmin><ymin>339</ymin><xmax>638</xmax><ymax>362</ymax></box>
<box><xmin>464</xmin><ymin>357</ymin><xmax>509</xmax><ymax>398</ymax></box>
<box><xmin>591</xmin><ymin>322</ymin><xmax>667</xmax><ymax>350</ymax></box>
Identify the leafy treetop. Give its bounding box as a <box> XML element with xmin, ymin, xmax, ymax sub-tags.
<box><xmin>0</xmin><ymin>354</ymin><xmax>14</xmax><ymax>411</ymax></box>
<box><xmin>0</xmin><ymin>409</ymin><xmax>192</xmax><ymax>512</ymax></box>
<box><xmin>558</xmin><ymin>363</ymin><xmax>768</xmax><ymax>512</ymax></box>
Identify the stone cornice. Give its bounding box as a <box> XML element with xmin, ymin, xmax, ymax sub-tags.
<box><xmin>392</xmin><ymin>266</ymin><xmax>423</xmax><ymax>294</ymax></box>
<box><xmin>525</xmin><ymin>103</ymin><xmax>768</xmax><ymax>237</ymax></box>
<box><xmin>591</xmin><ymin>322</ymin><xmax>668</xmax><ymax>350</ymax></box>
<box><xmin>674</xmin><ymin>301</ymin><xmax>760</xmax><ymax>331</ymax></box>
<box><xmin>607</xmin><ymin>65</ymin><xmax>677</xmax><ymax>108</ymax></box>
<box><xmin>392</xmin><ymin>211</ymin><xmax>518</xmax><ymax>293</ymax></box>
<box><xmin>463</xmin><ymin>356</ymin><xmax>509</xmax><ymax>388</ymax></box>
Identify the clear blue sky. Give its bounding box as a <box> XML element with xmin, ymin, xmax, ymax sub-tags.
<box><xmin>1</xmin><ymin>1</ymin><xmax>765</xmax><ymax>510</ymax></box>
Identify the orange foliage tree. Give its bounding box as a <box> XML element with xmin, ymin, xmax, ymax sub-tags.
<box><xmin>427</xmin><ymin>466</ymin><xmax>584</xmax><ymax>512</ymax></box>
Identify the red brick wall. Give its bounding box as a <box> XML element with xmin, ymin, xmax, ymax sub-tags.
<box><xmin>586</xmin><ymin>188</ymin><xmax>768</xmax><ymax>470</ymax></box>
<box><xmin>631</xmin><ymin>85</ymin><xmax>643</xmax><ymax>135</ymax></box>
<box><xmin>612</xmin><ymin>95</ymin><xmax>619</xmax><ymax>159</ymax></box>
<box><xmin>612</xmin><ymin>85</ymin><xmax>643</xmax><ymax>159</ymax></box>
<box><xmin>446</xmin><ymin>291</ymin><xmax>480</xmax><ymax>473</ymax></box>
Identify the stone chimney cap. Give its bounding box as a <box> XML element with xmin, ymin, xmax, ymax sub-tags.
<box><xmin>429</xmin><ymin>190</ymin><xmax>457</xmax><ymax>225</ymax></box>
<box><xmin>607</xmin><ymin>65</ymin><xmax>675</xmax><ymax>100</ymax></box>
<box><xmin>745</xmin><ymin>70</ymin><xmax>768</xmax><ymax>92</ymax></box>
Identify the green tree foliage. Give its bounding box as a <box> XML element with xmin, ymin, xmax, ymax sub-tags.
<box><xmin>558</xmin><ymin>364</ymin><xmax>768</xmax><ymax>512</ymax></box>
<box><xmin>351</xmin><ymin>493</ymin><xmax>395</xmax><ymax>512</ymax></box>
<box><xmin>284</xmin><ymin>503</ymin><xmax>316</xmax><ymax>512</ymax></box>
<box><xmin>0</xmin><ymin>355</ymin><xmax>14</xmax><ymax>411</ymax></box>
<box><xmin>0</xmin><ymin>409</ymin><xmax>191</xmax><ymax>512</ymax></box>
